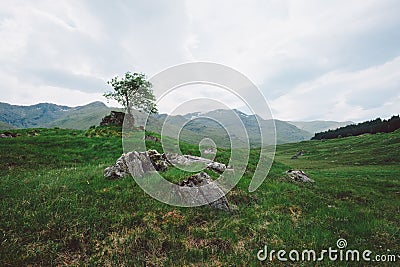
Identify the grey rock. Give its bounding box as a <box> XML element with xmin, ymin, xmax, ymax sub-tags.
<box><xmin>167</xmin><ymin>154</ymin><xmax>211</xmax><ymax>165</ymax></box>
<box><xmin>147</xmin><ymin>149</ymin><xmax>170</xmax><ymax>171</ymax></box>
<box><xmin>167</xmin><ymin>153</ymin><xmax>227</xmax><ymax>173</ymax></box>
<box><xmin>144</xmin><ymin>135</ymin><xmax>160</xmax><ymax>142</ymax></box>
<box><xmin>104</xmin><ymin>149</ymin><xmax>229</xmax><ymax>179</ymax></box>
<box><xmin>104</xmin><ymin>155</ymin><xmax>129</xmax><ymax>179</ymax></box>
<box><xmin>176</xmin><ymin>172</ymin><xmax>230</xmax><ymax>212</ymax></box>
<box><xmin>0</xmin><ymin>133</ymin><xmax>11</xmax><ymax>138</ymax></box>
<box><xmin>286</xmin><ymin>170</ymin><xmax>315</xmax><ymax>183</ymax></box>
<box><xmin>104</xmin><ymin>150</ymin><xmax>232</xmax><ymax>211</ymax></box>
<box><xmin>206</xmin><ymin>161</ymin><xmax>226</xmax><ymax>173</ymax></box>
<box><xmin>100</xmin><ymin>111</ymin><xmax>124</xmax><ymax>126</ymax></box>
<box><xmin>124</xmin><ymin>151</ymin><xmax>155</xmax><ymax>177</ymax></box>
<box><xmin>202</xmin><ymin>148</ymin><xmax>216</xmax><ymax>155</ymax></box>
<box><xmin>104</xmin><ymin>150</ymin><xmax>157</xmax><ymax>179</ymax></box>
<box><xmin>1</xmin><ymin>132</ymin><xmax>16</xmax><ymax>138</ymax></box>
<box><xmin>100</xmin><ymin>111</ymin><xmax>134</xmax><ymax>127</ymax></box>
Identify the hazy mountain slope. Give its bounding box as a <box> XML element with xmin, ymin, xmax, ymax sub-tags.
<box><xmin>274</xmin><ymin>120</ymin><xmax>313</xmax><ymax>143</ymax></box>
<box><xmin>288</xmin><ymin>120</ymin><xmax>353</xmax><ymax>134</ymax></box>
<box><xmin>0</xmin><ymin>101</ymin><xmax>113</xmax><ymax>130</ymax></box>
<box><xmin>154</xmin><ymin>109</ymin><xmax>313</xmax><ymax>146</ymax></box>
<box><xmin>45</xmin><ymin>102</ymin><xmax>113</xmax><ymax>129</ymax></box>
<box><xmin>0</xmin><ymin>121</ymin><xmax>16</xmax><ymax>130</ymax></box>
<box><xmin>0</xmin><ymin>102</ymin><xmax>72</xmax><ymax>128</ymax></box>
<box><xmin>0</xmin><ymin>102</ymin><xmax>313</xmax><ymax>145</ymax></box>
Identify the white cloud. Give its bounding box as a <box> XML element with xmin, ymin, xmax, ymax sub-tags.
<box><xmin>270</xmin><ymin>56</ymin><xmax>400</xmax><ymax>121</ymax></box>
<box><xmin>157</xmin><ymin>84</ymin><xmax>248</xmax><ymax>115</ymax></box>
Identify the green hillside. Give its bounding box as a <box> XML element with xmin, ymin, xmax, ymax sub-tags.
<box><xmin>45</xmin><ymin>102</ymin><xmax>115</xmax><ymax>130</ymax></box>
<box><xmin>1</xmin><ymin>127</ymin><xmax>399</xmax><ymax>266</ymax></box>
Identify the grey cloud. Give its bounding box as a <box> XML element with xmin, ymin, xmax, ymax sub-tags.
<box><xmin>261</xmin><ymin>64</ymin><xmax>327</xmax><ymax>99</ymax></box>
<box><xmin>346</xmin><ymin>87</ymin><xmax>400</xmax><ymax>109</ymax></box>
<box><xmin>26</xmin><ymin>68</ymin><xmax>106</xmax><ymax>93</ymax></box>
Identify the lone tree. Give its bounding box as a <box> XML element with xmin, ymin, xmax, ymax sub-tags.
<box><xmin>103</xmin><ymin>72</ymin><xmax>158</xmax><ymax>122</ymax></box>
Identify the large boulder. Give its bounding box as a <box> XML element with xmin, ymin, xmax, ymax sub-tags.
<box><xmin>100</xmin><ymin>111</ymin><xmax>134</xmax><ymax>127</ymax></box>
<box><xmin>176</xmin><ymin>172</ymin><xmax>230</xmax><ymax>211</ymax></box>
<box><xmin>166</xmin><ymin>154</ymin><xmax>227</xmax><ymax>173</ymax></box>
<box><xmin>0</xmin><ymin>131</ymin><xmax>18</xmax><ymax>138</ymax></box>
<box><xmin>100</xmin><ymin>111</ymin><xmax>124</xmax><ymax>126</ymax></box>
<box><xmin>104</xmin><ymin>155</ymin><xmax>129</xmax><ymax>179</ymax></box>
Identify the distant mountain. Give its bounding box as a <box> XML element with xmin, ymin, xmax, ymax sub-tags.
<box><xmin>153</xmin><ymin>109</ymin><xmax>313</xmax><ymax>146</ymax></box>
<box><xmin>274</xmin><ymin>120</ymin><xmax>314</xmax><ymax>144</ymax></box>
<box><xmin>0</xmin><ymin>101</ymin><xmax>112</xmax><ymax>129</ymax></box>
<box><xmin>288</xmin><ymin>120</ymin><xmax>354</xmax><ymax>134</ymax></box>
<box><xmin>0</xmin><ymin>102</ymin><xmax>314</xmax><ymax>145</ymax></box>
<box><xmin>45</xmin><ymin>102</ymin><xmax>114</xmax><ymax>130</ymax></box>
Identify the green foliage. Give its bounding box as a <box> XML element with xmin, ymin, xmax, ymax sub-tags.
<box><xmin>84</xmin><ymin>125</ymin><xmax>123</xmax><ymax>138</ymax></box>
<box><xmin>104</xmin><ymin>72</ymin><xmax>157</xmax><ymax>115</ymax></box>
<box><xmin>0</xmin><ymin>127</ymin><xmax>399</xmax><ymax>265</ymax></box>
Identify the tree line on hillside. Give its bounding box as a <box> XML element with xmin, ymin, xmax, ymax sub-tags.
<box><xmin>311</xmin><ymin>115</ymin><xmax>400</xmax><ymax>140</ymax></box>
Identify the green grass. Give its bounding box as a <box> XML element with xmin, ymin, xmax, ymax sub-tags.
<box><xmin>0</xmin><ymin>128</ymin><xmax>399</xmax><ymax>266</ymax></box>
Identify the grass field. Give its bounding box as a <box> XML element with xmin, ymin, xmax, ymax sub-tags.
<box><xmin>1</xmin><ymin>127</ymin><xmax>399</xmax><ymax>266</ymax></box>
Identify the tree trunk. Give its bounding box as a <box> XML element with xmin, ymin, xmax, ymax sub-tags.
<box><xmin>124</xmin><ymin>104</ymin><xmax>134</xmax><ymax>128</ymax></box>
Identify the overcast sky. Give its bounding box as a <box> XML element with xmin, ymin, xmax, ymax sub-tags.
<box><xmin>0</xmin><ymin>0</ymin><xmax>399</xmax><ymax>121</ymax></box>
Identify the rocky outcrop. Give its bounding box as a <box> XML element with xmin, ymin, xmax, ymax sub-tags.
<box><xmin>286</xmin><ymin>170</ymin><xmax>315</xmax><ymax>183</ymax></box>
<box><xmin>104</xmin><ymin>150</ymin><xmax>159</xmax><ymax>179</ymax></box>
<box><xmin>0</xmin><ymin>132</ymin><xmax>16</xmax><ymax>138</ymax></box>
<box><xmin>104</xmin><ymin>150</ymin><xmax>228</xmax><ymax>179</ymax></box>
<box><xmin>176</xmin><ymin>172</ymin><xmax>230</xmax><ymax>211</ymax></box>
<box><xmin>104</xmin><ymin>155</ymin><xmax>129</xmax><ymax>179</ymax></box>
<box><xmin>144</xmin><ymin>135</ymin><xmax>160</xmax><ymax>142</ymax></box>
<box><xmin>202</xmin><ymin>148</ymin><xmax>216</xmax><ymax>155</ymax></box>
<box><xmin>100</xmin><ymin>111</ymin><xmax>134</xmax><ymax>127</ymax></box>
<box><xmin>166</xmin><ymin>154</ymin><xmax>227</xmax><ymax>173</ymax></box>
<box><xmin>104</xmin><ymin>149</ymin><xmax>232</xmax><ymax>211</ymax></box>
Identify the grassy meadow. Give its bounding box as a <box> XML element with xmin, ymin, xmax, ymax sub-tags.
<box><xmin>0</xmin><ymin>127</ymin><xmax>399</xmax><ymax>266</ymax></box>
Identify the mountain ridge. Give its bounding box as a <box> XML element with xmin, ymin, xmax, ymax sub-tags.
<box><xmin>0</xmin><ymin>101</ymin><xmax>352</xmax><ymax>144</ymax></box>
